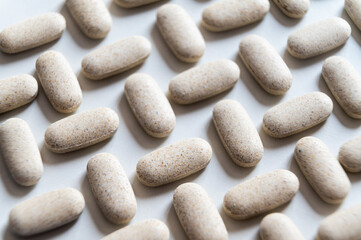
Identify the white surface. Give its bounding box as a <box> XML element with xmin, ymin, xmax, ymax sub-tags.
<box><xmin>1</xmin><ymin>0</ymin><xmax>361</xmax><ymax>239</ymax></box>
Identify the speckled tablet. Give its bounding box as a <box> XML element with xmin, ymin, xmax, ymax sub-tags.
<box><xmin>114</xmin><ymin>0</ymin><xmax>163</xmax><ymax>8</ymax></box>
<box><xmin>287</xmin><ymin>17</ymin><xmax>351</xmax><ymax>59</ymax></box>
<box><xmin>273</xmin><ymin>0</ymin><xmax>309</xmax><ymax>18</ymax></box>
<box><xmin>0</xmin><ymin>118</ymin><xmax>43</xmax><ymax>186</ymax></box>
<box><xmin>263</xmin><ymin>92</ymin><xmax>333</xmax><ymax>138</ymax></box>
<box><xmin>202</xmin><ymin>0</ymin><xmax>270</xmax><ymax>32</ymax></box>
<box><xmin>45</xmin><ymin>107</ymin><xmax>119</xmax><ymax>153</ymax></box>
<box><xmin>0</xmin><ymin>74</ymin><xmax>38</xmax><ymax>113</ymax></box>
<box><xmin>339</xmin><ymin>135</ymin><xmax>361</xmax><ymax>173</ymax></box>
<box><xmin>124</xmin><ymin>73</ymin><xmax>175</xmax><ymax>138</ymax></box>
<box><xmin>223</xmin><ymin>169</ymin><xmax>299</xmax><ymax>220</ymax></box>
<box><xmin>345</xmin><ymin>0</ymin><xmax>361</xmax><ymax>32</ymax></box>
<box><xmin>213</xmin><ymin>99</ymin><xmax>263</xmax><ymax>167</ymax></box>
<box><xmin>169</xmin><ymin>59</ymin><xmax>240</xmax><ymax>104</ymax></box>
<box><xmin>157</xmin><ymin>4</ymin><xmax>205</xmax><ymax>63</ymax></box>
<box><xmin>0</xmin><ymin>13</ymin><xmax>66</xmax><ymax>54</ymax></box>
<box><xmin>82</xmin><ymin>36</ymin><xmax>151</xmax><ymax>80</ymax></box>
<box><xmin>136</xmin><ymin>138</ymin><xmax>212</xmax><ymax>187</ymax></box>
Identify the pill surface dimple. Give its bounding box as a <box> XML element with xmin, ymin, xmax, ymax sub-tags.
<box><xmin>66</xmin><ymin>0</ymin><xmax>112</xmax><ymax>39</ymax></box>
<box><xmin>322</xmin><ymin>56</ymin><xmax>361</xmax><ymax>119</ymax></box>
<box><xmin>339</xmin><ymin>135</ymin><xmax>361</xmax><ymax>173</ymax></box>
<box><xmin>137</xmin><ymin>138</ymin><xmax>212</xmax><ymax>187</ymax></box>
<box><xmin>173</xmin><ymin>183</ymin><xmax>228</xmax><ymax>240</ymax></box>
<box><xmin>260</xmin><ymin>213</ymin><xmax>305</xmax><ymax>240</ymax></box>
<box><xmin>318</xmin><ymin>204</ymin><xmax>361</xmax><ymax>240</ymax></box>
<box><xmin>45</xmin><ymin>107</ymin><xmax>119</xmax><ymax>153</ymax></box>
<box><xmin>87</xmin><ymin>153</ymin><xmax>136</xmax><ymax>224</ymax></box>
<box><xmin>213</xmin><ymin>99</ymin><xmax>263</xmax><ymax>167</ymax></box>
<box><xmin>169</xmin><ymin>59</ymin><xmax>240</xmax><ymax>104</ymax></box>
<box><xmin>9</xmin><ymin>188</ymin><xmax>85</xmax><ymax>236</ymax></box>
<box><xmin>82</xmin><ymin>36</ymin><xmax>151</xmax><ymax>80</ymax></box>
<box><xmin>287</xmin><ymin>17</ymin><xmax>351</xmax><ymax>59</ymax></box>
<box><xmin>273</xmin><ymin>0</ymin><xmax>309</xmax><ymax>18</ymax></box>
<box><xmin>125</xmin><ymin>73</ymin><xmax>175</xmax><ymax>138</ymax></box>
<box><xmin>102</xmin><ymin>219</ymin><xmax>170</xmax><ymax>240</ymax></box>
<box><xmin>295</xmin><ymin>136</ymin><xmax>350</xmax><ymax>204</ymax></box>
<box><xmin>0</xmin><ymin>13</ymin><xmax>66</xmax><ymax>54</ymax></box>
<box><xmin>262</xmin><ymin>92</ymin><xmax>333</xmax><ymax>138</ymax></box>
<box><xmin>202</xmin><ymin>0</ymin><xmax>270</xmax><ymax>32</ymax></box>
<box><xmin>0</xmin><ymin>74</ymin><xmax>38</xmax><ymax>113</ymax></box>
<box><xmin>157</xmin><ymin>4</ymin><xmax>205</xmax><ymax>63</ymax></box>
<box><xmin>223</xmin><ymin>169</ymin><xmax>299</xmax><ymax>220</ymax></box>
<box><xmin>345</xmin><ymin>0</ymin><xmax>361</xmax><ymax>32</ymax></box>
<box><xmin>36</xmin><ymin>50</ymin><xmax>82</xmax><ymax>113</ymax></box>
<box><xmin>114</xmin><ymin>0</ymin><xmax>163</xmax><ymax>8</ymax></box>
<box><xmin>239</xmin><ymin>35</ymin><xmax>292</xmax><ymax>95</ymax></box>
<box><xmin>0</xmin><ymin>118</ymin><xmax>43</xmax><ymax>186</ymax></box>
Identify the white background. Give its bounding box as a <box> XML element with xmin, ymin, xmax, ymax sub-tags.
<box><xmin>1</xmin><ymin>0</ymin><xmax>361</xmax><ymax>239</ymax></box>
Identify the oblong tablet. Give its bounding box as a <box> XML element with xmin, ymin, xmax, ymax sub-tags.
<box><xmin>239</xmin><ymin>35</ymin><xmax>292</xmax><ymax>95</ymax></box>
<box><xmin>273</xmin><ymin>0</ymin><xmax>309</xmax><ymax>18</ymax></box>
<box><xmin>0</xmin><ymin>13</ymin><xmax>66</xmax><ymax>54</ymax></box>
<box><xmin>66</xmin><ymin>0</ymin><xmax>112</xmax><ymax>39</ymax></box>
<box><xmin>260</xmin><ymin>213</ymin><xmax>305</xmax><ymax>240</ymax></box>
<box><xmin>322</xmin><ymin>56</ymin><xmax>361</xmax><ymax>118</ymax></box>
<box><xmin>36</xmin><ymin>50</ymin><xmax>82</xmax><ymax>113</ymax></box>
<box><xmin>173</xmin><ymin>183</ymin><xmax>228</xmax><ymax>240</ymax></box>
<box><xmin>213</xmin><ymin>99</ymin><xmax>263</xmax><ymax>167</ymax></box>
<box><xmin>124</xmin><ymin>73</ymin><xmax>175</xmax><ymax>138</ymax></box>
<box><xmin>0</xmin><ymin>74</ymin><xmax>38</xmax><ymax>113</ymax></box>
<box><xmin>223</xmin><ymin>169</ymin><xmax>299</xmax><ymax>220</ymax></box>
<box><xmin>0</xmin><ymin>118</ymin><xmax>42</xmax><ymax>186</ymax></box>
<box><xmin>345</xmin><ymin>0</ymin><xmax>361</xmax><ymax>32</ymax></box>
<box><xmin>45</xmin><ymin>107</ymin><xmax>119</xmax><ymax>153</ymax></box>
<box><xmin>169</xmin><ymin>60</ymin><xmax>240</xmax><ymax>104</ymax></box>
<box><xmin>202</xmin><ymin>0</ymin><xmax>270</xmax><ymax>32</ymax></box>
<box><xmin>87</xmin><ymin>153</ymin><xmax>136</xmax><ymax>224</ymax></box>
<box><xmin>9</xmin><ymin>188</ymin><xmax>85</xmax><ymax>236</ymax></box>
<box><xmin>81</xmin><ymin>36</ymin><xmax>151</xmax><ymax>80</ymax></box>
<box><xmin>339</xmin><ymin>135</ymin><xmax>361</xmax><ymax>173</ymax></box>
<box><xmin>157</xmin><ymin>4</ymin><xmax>205</xmax><ymax>63</ymax></box>
<box><xmin>263</xmin><ymin>92</ymin><xmax>333</xmax><ymax>138</ymax></box>
<box><xmin>102</xmin><ymin>219</ymin><xmax>170</xmax><ymax>240</ymax></box>
<box><xmin>137</xmin><ymin>138</ymin><xmax>212</xmax><ymax>187</ymax></box>
<box><xmin>318</xmin><ymin>204</ymin><xmax>361</xmax><ymax>240</ymax></box>
<box><xmin>287</xmin><ymin>17</ymin><xmax>351</xmax><ymax>59</ymax></box>
<box><xmin>295</xmin><ymin>137</ymin><xmax>350</xmax><ymax>204</ymax></box>
<box><xmin>114</xmin><ymin>0</ymin><xmax>163</xmax><ymax>8</ymax></box>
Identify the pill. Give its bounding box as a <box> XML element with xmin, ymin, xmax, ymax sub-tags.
<box><xmin>137</xmin><ymin>138</ymin><xmax>212</xmax><ymax>187</ymax></box>
<box><xmin>114</xmin><ymin>0</ymin><xmax>163</xmax><ymax>8</ymax></box>
<box><xmin>0</xmin><ymin>13</ymin><xmax>66</xmax><ymax>54</ymax></box>
<box><xmin>102</xmin><ymin>219</ymin><xmax>170</xmax><ymax>240</ymax></box>
<box><xmin>173</xmin><ymin>183</ymin><xmax>228</xmax><ymax>240</ymax></box>
<box><xmin>124</xmin><ymin>73</ymin><xmax>175</xmax><ymax>138</ymax></box>
<box><xmin>260</xmin><ymin>213</ymin><xmax>305</xmax><ymax>240</ymax></box>
<box><xmin>45</xmin><ymin>107</ymin><xmax>119</xmax><ymax>153</ymax></box>
<box><xmin>287</xmin><ymin>17</ymin><xmax>351</xmax><ymax>59</ymax></box>
<box><xmin>66</xmin><ymin>0</ymin><xmax>112</xmax><ymax>39</ymax></box>
<box><xmin>202</xmin><ymin>0</ymin><xmax>270</xmax><ymax>32</ymax></box>
<box><xmin>82</xmin><ymin>36</ymin><xmax>151</xmax><ymax>80</ymax></box>
<box><xmin>213</xmin><ymin>99</ymin><xmax>263</xmax><ymax>167</ymax></box>
<box><xmin>339</xmin><ymin>135</ymin><xmax>361</xmax><ymax>173</ymax></box>
<box><xmin>0</xmin><ymin>74</ymin><xmax>38</xmax><ymax>113</ymax></box>
<box><xmin>345</xmin><ymin>0</ymin><xmax>361</xmax><ymax>32</ymax></box>
<box><xmin>36</xmin><ymin>50</ymin><xmax>82</xmax><ymax>113</ymax></box>
<box><xmin>157</xmin><ymin>4</ymin><xmax>205</xmax><ymax>63</ymax></box>
<box><xmin>318</xmin><ymin>204</ymin><xmax>361</xmax><ymax>240</ymax></box>
<box><xmin>87</xmin><ymin>153</ymin><xmax>136</xmax><ymax>224</ymax></box>
<box><xmin>239</xmin><ymin>35</ymin><xmax>292</xmax><ymax>95</ymax></box>
<box><xmin>272</xmin><ymin>0</ymin><xmax>309</xmax><ymax>18</ymax></box>
<box><xmin>169</xmin><ymin>59</ymin><xmax>240</xmax><ymax>104</ymax></box>
<box><xmin>322</xmin><ymin>56</ymin><xmax>361</xmax><ymax>119</ymax></box>
<box><xmin>294</xmin><ymin>136</ymin><xmax>351</xmax><ymax>204</ymax></box>
<box><xmin>0</xmin><ymin>118</ymin><xmax>42</xmax><ymax>186</ymax></box>
<box><xmin>9</xmin><ymin>188</ymin><xmax>85</xmax><ymax>236</ymax></box>
<box><xmin>262</xmin><ymin>92</ymin><xmax>333</xmax><ymax>138</ymax></box>
<box><xmin>223</xmin><ymin>169</ymin><xmax>299</xmax><ymax>220</ymax></box>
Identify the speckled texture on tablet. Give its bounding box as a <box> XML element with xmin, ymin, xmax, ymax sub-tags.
<box><xmin>114</xmin><ymin>0</ymin><xmax>163</xmax><ymax>8</ymax></box>
<box><xmin>345</xmin><ymin>0</ymin><xmax>361</xmax><ymax>32</ymax></box>
<box><xmin>339</xmin><ymin>135</ymin><xmax>361</xmax><ymax>173</ymax></box>
<box><xmin>273</xmin><ymin>0</ymin><xmax>309</xmax><ymax>18</ymax></box>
